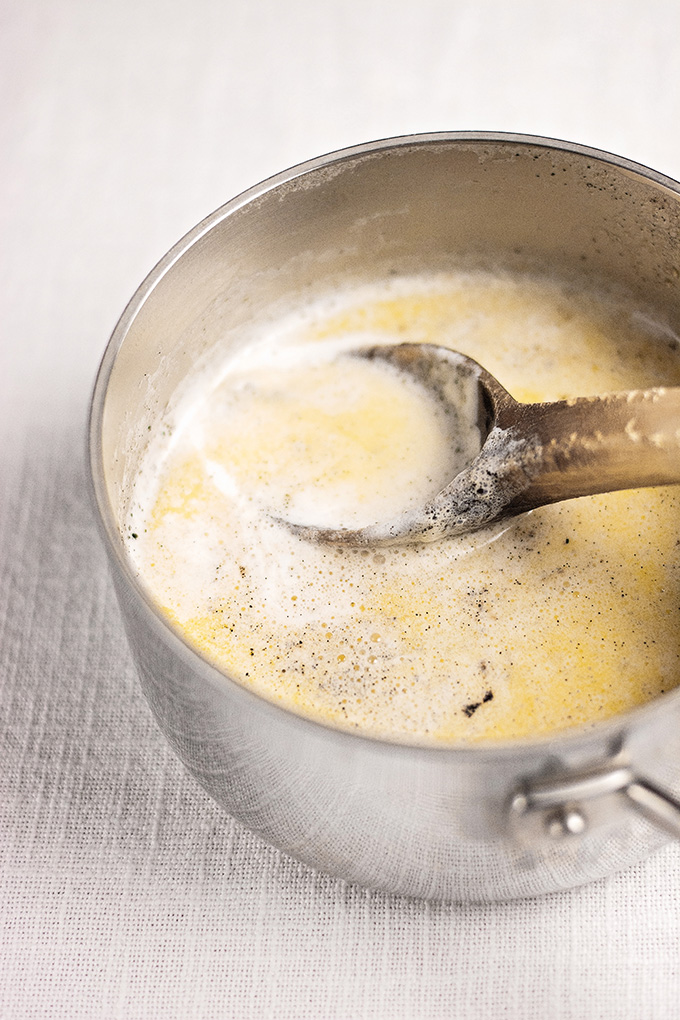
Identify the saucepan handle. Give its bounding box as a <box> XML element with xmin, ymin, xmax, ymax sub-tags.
<box><xmin>624</xmin><ymin>778</ymin><xmax>680</xmax><ymax>839</ymax></box>
<box><xmin>509</xmin><ymin>765</ymin><xmax>680</xmax><ymax>842</ymax></box>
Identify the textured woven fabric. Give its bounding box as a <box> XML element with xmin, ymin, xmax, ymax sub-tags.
<box><xmin>3</xmin><ymin>0</ymin><xmax>680</xmax><ymax>1016</ymax></box>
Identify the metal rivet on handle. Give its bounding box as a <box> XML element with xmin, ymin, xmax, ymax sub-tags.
<box><xmin>545</xmin><ymin>807</ymin><xmax>587</xmax><ymax>838</ymax></box>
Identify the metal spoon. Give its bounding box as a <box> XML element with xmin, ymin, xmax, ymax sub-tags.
<box><xmin>288</xmin><ymin>342</ymin><xmax>680</xmax><ymax>546</ymax></box>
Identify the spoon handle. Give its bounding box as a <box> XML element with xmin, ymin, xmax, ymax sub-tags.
<box><xmin>504</xmin><ymin>387</ymin><xmax>680</xmax><ymax>513</ymax></box>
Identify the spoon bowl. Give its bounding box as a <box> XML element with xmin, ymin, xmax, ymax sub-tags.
<box><xmin>289</xmin><ymin>342</ymin><xmax>680</xmax><ymax>545</ymax></box>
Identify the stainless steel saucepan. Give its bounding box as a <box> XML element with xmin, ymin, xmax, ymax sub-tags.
<box><xmin>88</xmin><ymin>133</ymin><xmax>680</xmax><ymax>901</ymax></box>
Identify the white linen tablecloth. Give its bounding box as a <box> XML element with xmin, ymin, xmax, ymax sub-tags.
<box><xmin>2</xmin><ymin>1</ymin><xmax>680</xmax><ymax>1016</ymax></box>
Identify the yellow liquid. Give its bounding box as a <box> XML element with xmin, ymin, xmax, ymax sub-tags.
<box><xmin>128</xmin><ymin>272</ymin><xmax>680</xmax><ymax>743</ymax></box>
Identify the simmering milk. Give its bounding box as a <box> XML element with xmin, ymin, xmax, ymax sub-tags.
<box><xmin>126</xmin><ymin>271</ymin><xmax>680</xmax><ymax>743</ymax></box>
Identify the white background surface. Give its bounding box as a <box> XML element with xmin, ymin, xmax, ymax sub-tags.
<box><xmin>2</xmin><ymin>1</ymin><xmax>680</xmax><ymax>1016</ymax></box>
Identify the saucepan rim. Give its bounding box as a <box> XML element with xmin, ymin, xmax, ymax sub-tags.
<box><xmin>87</xmin><ymin>129</ymin><xmax>680</xmax><ymax>761</ymax></box>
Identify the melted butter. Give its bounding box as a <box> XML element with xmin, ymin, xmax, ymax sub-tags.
<box><xmin>128</xmin><ymin>272</ymin><xmax>680</xmax><ymax>743</ymax></box>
